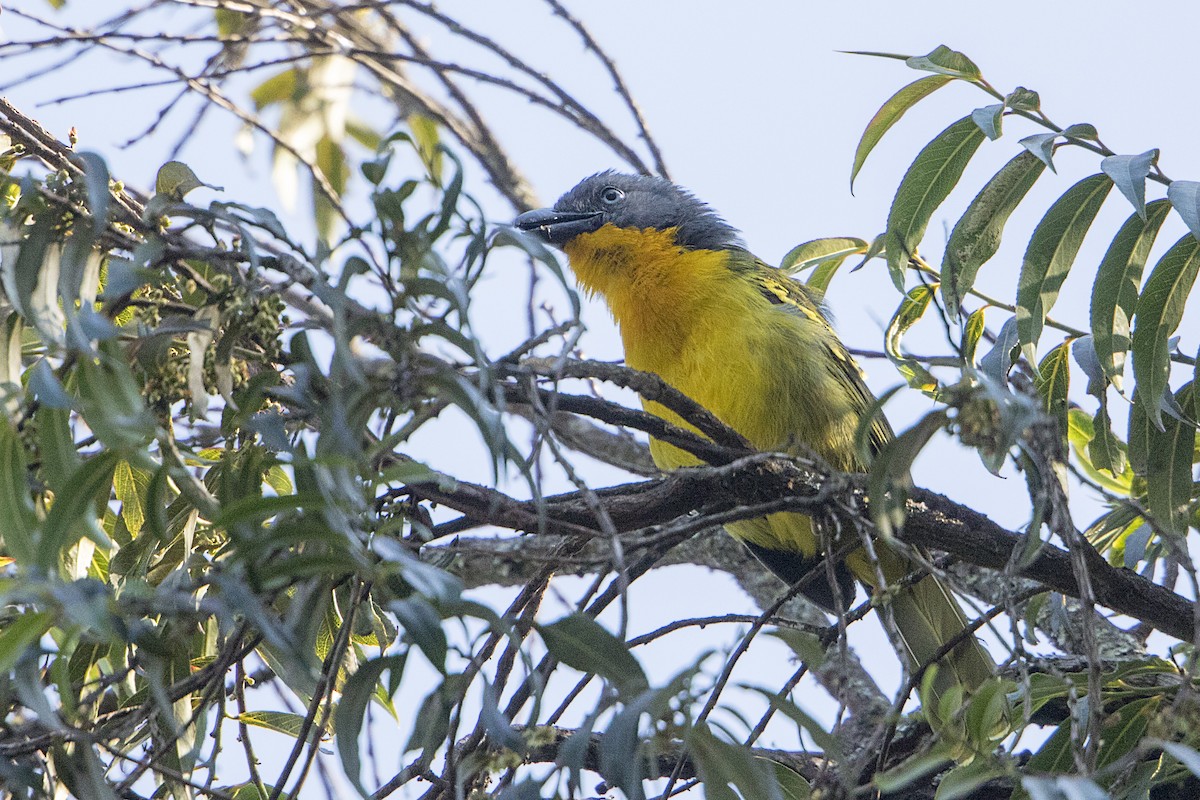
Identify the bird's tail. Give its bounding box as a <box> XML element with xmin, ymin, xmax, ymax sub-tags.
<box><xmin>881</xmin><ymin>566</ymin><xmax>995</xmax><ymax>700</ymax></box>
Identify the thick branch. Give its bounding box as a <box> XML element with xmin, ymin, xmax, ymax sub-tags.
<box><xmin>417</xmin><ymin>454</ymin><xmax>1197</xmax><ymax>642</ymax></box>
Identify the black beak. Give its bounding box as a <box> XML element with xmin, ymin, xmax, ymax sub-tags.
<box><xmin>513</xmin><ymin>208</ymin><xmax>603</xmax><ymax>246</ymax></box>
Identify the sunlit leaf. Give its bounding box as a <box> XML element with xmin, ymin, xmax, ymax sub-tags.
<box><xmin>1035</xmin><ymin>341</ymin><xmax>1071</xmax><ymax>441</ymax></box>
<box><xmin>155</xmin><ymin>160</ymin><xmax>219</xmax><ymax>200</ymax></box>
<box><xmin>885</xmin><ymin>284</ymin><xmax>939</xmax><ymax>391</ymax></box>
<box><xmin>850</xmin><ymin>75</ymin><xmax>953</xmax><ymax>190</ymax></box>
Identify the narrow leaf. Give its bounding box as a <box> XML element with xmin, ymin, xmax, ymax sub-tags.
<box><xmin>687</xmin><ymin>723</ymin><xmax>783</xmax><ymax>800</ymax></box>
<box><xmin>335</xmin><ymin>654</ymin><xmax>406</xmax><ymax>794</ymax></box>
<box><xmin>0</xmin><ymin>419</ymin><xmax>38</xmax><ymax>564</ymax></box>
<box><xmin>779</xmin><ymin>237</ymin><xmax>868</xmax><ymax>298</ymax></box>
<box><xmin>1089</xmin><ymin>200</ymin><xmax>1171</xmax><ymax>388</ymax></box>
<box><xmin>1128</xmin><ymin>385</ymin><xmax>1195</xmax><ymax>534</ymax></box>
<box><xmin>851</xmin><ymin>76</ymin><xmax>953</xmax><ymax>190</ymax></box>
<box><xmin>1089</xmin><ymin>402</ymin><xmax>1127</xmax><ymax>477</ymax></box>
<box><xmin>536</xmin><ymin>613</ymin><xmax>649</xmax><ymax>696</ymax></box>
<box><xmin>942</xmin><ymin>151</ymin><xmax>1046</xmax><ymax>309</ymax></box>
<box><xmin>1016</xmin><ymin>174</ymin><xmax>1112</xmax><ymax>358</ymax></box>
<box><xmin>886</xmin><ymin>116</ymin><xmax>987</xmax><ymax>290</ymax></box>
<box><xmin>869</xmin><ymin>411</ymin><xmax>947</xmax><ymax>538</ymax></box>
<box><xmin>962</xmin><ymin>307</ymin><xmax>987</xmax><ymax>366</ymax></box>
<box><xmin>1035</xmin><ymin>342</ymin><xmax>1071</xmax><ymax>441</ymax></box>
<box><xmin>979</xmin><ymin>316</ymin><xmax>1019</xmax><ymax>385</ymax></box>
<box><xmin>779</xmin><ymin>237</ymin><xmax>868</xmax><ymax>273</ymax></box>
<box><xmin>885</xmin><ymin>284</ymin><xmax>938</xmax><ymax>391</ymax></box>
<box><xmin>1131</xmin><ymin>233</ymin><xmax>1200</xmax><ymax>429</ymax></box>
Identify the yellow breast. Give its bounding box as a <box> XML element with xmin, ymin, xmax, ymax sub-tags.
<box><xmin>564</xmin><ymin>224</ymin><xmax>863</xmax><ymax>474</ymax></box>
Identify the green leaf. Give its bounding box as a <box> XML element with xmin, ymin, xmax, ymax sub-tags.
<box><xmin>389</xmin><ymin>597</ymin><xmax>447</xmax><ymax>672</ymax></box>
<box><xmin>155</xmin><ymin>161</ymin><xmax>219</xmax><ymax>200</ymax></box>
<box><xmin>1069</xmin><ymin>408</ymin><xmax>1132</xmax><ymax>494</ymax></box>
<box><xmin>1019</xmin><ymin>133</ymin><xmax>1058</xmax><ymax>172</ymax></box>
<box><xmin>1155</xmin><ymin>739</ymin><xmax>1200</xmax><ymax>779</ymax></box>
<box><xmin>942</xmin><ymin>150</ymin><xmax>1046</xmax><ymax>310</ymax></box>
<box><xmin>1131</xmin><ymin>233</ymin><xmax>1200</xmax><ymax>429</ymax></box>
<box><xmin>251</xmin><ymin>69</ymin><xmax>298</xmax><ymax>110</ymax></box>
<box><xmin>686</xmin><ymin>723</ymin><xmax>783</xmax><ymax>800</ymax></box>
<box><xmin>874</xmin><ymin>750</ymin><xmax>953</xmax><ymax>794</ymax></box>
<box><xmin>0</xmin><ymin>612</ymin><xmax>53</xmax><ymax>674</ymax></box>
<box><xmin>73</xmin><ymin>151</ymin><xmax>111</xmax><ymax>228</ymax></box>
<box><xmin>1016</xmin><ymin>174</ymin><xmax>1112</xmax><ymax>359</ymax></box>
<box><xmin>771</xmin><ymin>762</ymin><xmax>811</xmax><ymax>800</ymax></box>
<box><xmin>850</xmin><ymin>75</ymin><xmax>953</xmax><ymax>190</ymax></box>
<box><xmin>1005</xmin><ymin>87</ymin><xmax>1040</xmax><ymax>112</ymax></box>
<box><xmin>1088</xmin><ymin>403</ymin><xmax>1127</xmax><ymax>477</ymax></box>
<box><xmin>0</xmin><ymin>418</ymin><xmax>37</xmax><ymax>565</ymax></box>
<box><xmin>334</xmin><ymin>654</ymin><xmax>406</xmax><ymax>794</ymax></box>
<box><xmin>1096</xmin><ymin>696</ymin><xmax>1159</xmax><ymax>769</ymax></box>
<box><xmin>886</xmin><ymin>116</ymin><xmax>987</xmax><ymax>291</ymax></box>
<box><xmin>236</xmin><ymin>711</ymin><xmax>310</xmax><ymax>738</ymax></box>
<box><xmin>1101</xmin><ymin>150</ymin><xmax>1158</xmax><ymax>220</ymax></box>
<box><xmin>1089</xmin><ymin>200</ymin><xmax>1171</xmax><ymax>389</ymax></box>
<box><xmin>37</xmin><ymin>450</ymin><xmax>117</xmax><ymax>571</ymax></box>
<box><xmin>1035</xmin><ymin>341</ymin><xmax>1071</xmax><ymax>440</ymax></box>
<box><xmin>1062</xmin><ymin>123</ymin><xmax>1100</xmax><ymax>142</ymax></box>
<box><xmin>1128</xmin><ymin>385</ymin><xmax>1195</xmax><ymax>534</ymax></box>
<box><xmin>962</xmin><ymin>307</ymin><xmax>987</xmax><ymax>366</ymax></box>
<box><xmin>934</xmin><ymin>758</ymin><xmax>1005</xmax><ymax>800</ymax></box>
<box><xmin>536</xmin><ymin>613</ymin><xmax>648</xmax><ymax>697</ymax></box>
<box><xmin>741</xmin><ymin>686</ymin><xmax>841</xmax><ymax>758</ymax></box>
<box><xmin>869</xmin><ymin>411</ymin><xmax>947</xmax><ymax>538</ymax></box>
<box><xmin>905</xmin><ymin>45</ymin><xmax>982</xmax><ymax>81</ymax></box>
<box><xmin>970</xmin><ymin>103</ymin><xmax>1004</xmax><ymax>140</ymax></box>
<box><xmin>885</xmin><ymin>284</ymin><xmax>939</xmax><ymax>391</ymax></box>
<box><xmin>1168</xmin><ymin>180</ymin><xmax>1200</xmax><ymax>241</ymax></box>
<box><xmin>780</xmin><ymin>237</ymin><xmax>868</xmax><ymax>275</ymax></box>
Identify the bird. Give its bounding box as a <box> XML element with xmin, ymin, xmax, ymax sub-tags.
<box><xmin>513</xmin><ymin>171</ymin><xmax>994</xmax><ymax>698</ymax></box>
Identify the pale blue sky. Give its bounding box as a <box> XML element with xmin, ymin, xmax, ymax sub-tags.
<box><xmin>3</xmin><ymin>1</ymin><xmax>1199</xmax><ymax>793</ymax></box>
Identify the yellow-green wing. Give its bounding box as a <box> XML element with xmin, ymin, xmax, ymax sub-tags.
<box><xmin>742</xmin><ymin>258</ymin><xmax>894</xmax><ymax>464</ymax></box>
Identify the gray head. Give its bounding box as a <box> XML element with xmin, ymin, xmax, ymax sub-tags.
<box><xmin>513</xmin><ymin>171</ymin><xmax>744</xmax><ymax>251</ymax></box>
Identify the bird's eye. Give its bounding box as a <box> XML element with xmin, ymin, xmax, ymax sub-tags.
<box><xmin>600</xmin><ymin>187</ymin><xmax>625</xmax><ymax>205</ymax></box>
